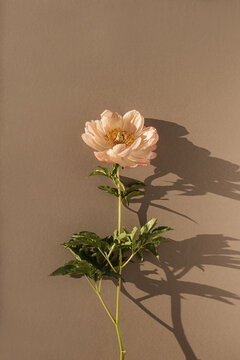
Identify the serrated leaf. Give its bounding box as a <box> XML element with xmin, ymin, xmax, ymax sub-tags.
<box><xmin>50</xmin><ymin>260</ymin><xmax>95</xmax><ymax>277</ymax></box>
<box><xmin>98</xmin><ymin>185</ymin><xmax>118</xmax><ymax>197</ymax></box>
<box><xmin>140</xmin><ymin>218</ymin><xmax>157</xmax><ymax>235</ymax></box>
<box><xmin>72</xmin><ymin>231</ymin><xmax>101</xmax><ymax>241</ymax></box>
<box><xmin>64</xmin><ymin>231</ymin><xmax>102</xmax><ymax>248</ymax></box>
<box><xmin>64</xmin><ymin>237</ymin><xmax>100</xmax><ymax>248</ymax></box>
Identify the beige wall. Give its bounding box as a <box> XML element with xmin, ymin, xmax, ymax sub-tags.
<box><xmin>1</xmin><ymin>1</ymin><xmax>240</xmax><ymax>359</ymax></box>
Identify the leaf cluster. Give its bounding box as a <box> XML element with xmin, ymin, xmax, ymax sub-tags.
<box><xmin>50</xmin><ymin>231</ymin><xmax>121</xmax><ymax>281</ymax></box>
<box><xmin>115</xmin><ymin>218</ymin><xmax>173</xmax><ymax>263</ymax></box>
<box><xmin>50</xmin><ymin>219</ymin><xmax>172</xmax><ymax>280</ymax></box>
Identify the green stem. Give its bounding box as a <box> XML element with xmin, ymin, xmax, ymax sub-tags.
<box><xmin>115</xmin><ymin>166</ymin><xmax>125</xmax><ymax>359</ymax></box>
<box><xmin>107</xmin><ymin>243</ymin><xmax>116</xmax><ymax>259</ymax></box>
<box><xmin>85</xmin><ymin>275</ymin><xmax>116</xmax><ymax>325</ymax></box>
<box><xmin>122</xmin><ymin>252</ymin><xmax>136</xmax><ymax>269</ymax></box>
<box><xmin>98</xmin><ymin>278</ymin><xmax>102</xmax><ymax>292</ymax></box>
<box><xmin>84</xmin><ymin>165</ymin><xmax>126</xmax><ymax>359</ymax></box>
<box><xmin>98</xmin><ymin>247</ymin><xmax>117</xmax><ymax>273</ymax></box>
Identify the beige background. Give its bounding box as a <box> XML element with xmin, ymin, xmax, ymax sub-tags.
<box><xmin>1</xmin><ymin>1</ymin><xmax>240</xmax><ymax>359</ymax></box>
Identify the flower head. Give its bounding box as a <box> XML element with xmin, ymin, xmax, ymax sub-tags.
<box><xmin>82</xmin><ymin>110</ymin><xmax>158</xmax><ymax>168</ymax></box>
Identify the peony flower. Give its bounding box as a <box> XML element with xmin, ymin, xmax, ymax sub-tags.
<box><xmin>81</xmin><ymin>110</ymin><xmax>159</xmax><ymax>168</ymax></box>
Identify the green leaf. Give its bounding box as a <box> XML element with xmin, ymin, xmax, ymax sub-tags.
<box><xmin>72</xmin><ymin>231</ymin><xmax>100</xmax><ymax>241</ymax></box>
<box><xmin>64</xmin><ymin>231</ymin><xmax>102</xmax><ymax>248</ymax></box>
<box><xmin>89</xmin><ymin>166</ymin><xmax>111</xmax><ymax>178</ymax></box>
<box><xmin>98</xmin><ymin>185</ymin><xmax>118</xmax><ymax>197</ymax></box>
<box><xmin>124</xmin><ymin>190</ymin><xmax>145</xmax><ymax>198</ymax></box>
<box><xmin>98</xmin><ymin>165</ymin><xmax>110</xmax><ymax>174</ymax></box>
<box><xmin>50</xmin><ymin>260</ymin><xmax>95</xmax><ymax>277</ymax></box>
<box><xmin>89</xmin><ymin>170</ymin><xmax>109</xmax><ymax>178</ymax></box>
<box><xmin>130</xmin><ymin>226</ymin><xmax>138</xmax><ymax>241</ymax></box>
<box><xmin>150</xmin><ymin>236</ymin><xmax>172</xmax><ymax>245</ymax></box>
<box><xmin>116</xmin><ymin>232</ymin><xmax>131</xmax><ymax>245</ymax></box>
<box><xmin>122</xmin><ymin>226</ymin><xmax>130</xmax><ymax>234</ymax></box>
<box><xmin>64</xmin><ymin>237</ymin><xmax>100</xmax><ymax>248</ymax></box>
<box><xmin>135</xmin><ymin>250</ymin><xmax>144</xmax><ymax>262</ymax></box>
<box><xmin>140</xmin><ymin>218</ymin><xmax>157</xmax><ymax>234</ymax></box>
<box><xmin>125</xmin><ymin>181</ymin><xmax>145</xmax><ymax>190</ymax></box>
<box><xmin>152</xmin><ymin>226</ymin><xmax>173</xmax><ymax>234</ymax></box>
<box><xmin>145</xmin><ymin>243</ymin><xmax>160</xmax><ymax>261</ymax></box>
<box><xmin>123</xmin><ymin>190</ymin><xmax>145</xmax><ymax>206</ymax></box>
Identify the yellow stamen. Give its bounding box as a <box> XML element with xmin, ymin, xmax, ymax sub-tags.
<box><xmin>105</xmin><ymin>128</ymin><xmax>134</xmax><ymax>147</ymax></box>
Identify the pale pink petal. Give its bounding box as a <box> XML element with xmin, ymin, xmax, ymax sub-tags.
<box><xmin>121</xmin><ymin>159</ymin><xmax>139</xmax><ymax>168</ymax></box>
<box><xmin>83</xmin><ymin>131</ymin><xmax>109</xmax><ymax>151</ymax></box>
<box><xmin>112</xmin><ymin>144</ymin><xmax>127</xmax><ymax>154</ymax></box>
<box><xmin>84</xmin><ymin>120</ymin><xmax>110</xmax><ymax>150</ymax></box>
<box><xmin>94</xmin><ymin>148</ymin><xmax>123</xmax><ymax>165</ymax></box>
<box><xmin>82</xmin><ymin>133</ymin><xmax>106</xmax><ymax>151</ymax></box>
<box><xmin>149</xmin><ymin>152</ymin><xmax>157</xmax><ymax>159</ymax></box>
<box><xmin>149</xmin><ymin>144</ymin><xmax>157</xmax><ymax>151</ymax></box>
<box><xmin>100</xmin><ymin>109</ymin><xmax>123</xmax><ymax>133</ymax></box>
<box><xmin>95</xmin><ymin>120</ymin><xmax>105</xmax><ymax>135</ymax></box>
<box><xmin>85</xmin><ymin>120</ymin><xmax>105</xmax><ymax>137</ymax></box>
<box><xmin>94</xmin><ymin>151</ymin><xmax>115</xmax><ymax>164</ymax></box>
<box><xmin>119</xmin><ymin>137</ymin><xmax>142</xmax><ymax>157</ymax></box>
<box><xmin>140</xmin><ymin>126</ymin><xmax>159</xmax><ymax>141</ymax></box>
<box><xmin>130</xmin><ymin>137</ymin><xmax>142</xmax><ymax>150</ymax></box>
<box><xmin>139</xmin><ymin>127</ymin><xmax>159</xmax><ymax>150</ymax></box>
<box><xmin>123</xmin><ymin>110</ymin><xmax>144</xmax><ymax>135</ymax></box>
<box><xmin>112</xmin><ymin>137</ymin><xmax>142</xmax><ymax>158</ymax></box>
<box><xmin>82</xmin><ymin>110</ymin><xmax>158</xmax><ymax>167</ymax></box>
<box><xmin>126</xmin><ymin>156</ymin><xmax>150</xmax><ymax>167</ymax></box>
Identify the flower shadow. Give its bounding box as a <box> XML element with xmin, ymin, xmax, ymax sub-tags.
<box><xmin>122</xmin><ymin>118</ymin><xmax>240</xmax><ymax>225</ymax></box>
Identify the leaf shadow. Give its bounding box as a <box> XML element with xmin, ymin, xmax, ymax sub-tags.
<box><xmin>122</xmin><ymin>234</ymin><xmax>240</xmax><ymax>360</ymax></box>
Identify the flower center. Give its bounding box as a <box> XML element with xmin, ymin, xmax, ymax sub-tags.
<box><xmin>105</xmin><ymin>128</ymin><xmax>134</xmax><ymax>147</ymax></box>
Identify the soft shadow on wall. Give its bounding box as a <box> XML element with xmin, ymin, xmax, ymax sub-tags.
<box><xmin>122</xmin><ymin>118</ymin><xmax>240</xmax><ymax>226</ymax></box>
<box><xmin>122</xmin><ymin>234</ymin><xmax>240</xmax><ymax>360</ymax></box>
<box><xmin>121</xmin><ymin>119</ymin><xmax>240</xmax><ymax>360</ymax></box>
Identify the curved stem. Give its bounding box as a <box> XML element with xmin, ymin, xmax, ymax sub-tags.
<box><xmin>122</xmin><ymin>252</ymin><xmax>136</xmax><ymax>269</ymax></box>
<box><xmin>85</xmin><ymin>275</ymin><xmax>116</xmax><ymax>325</ymax></box>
